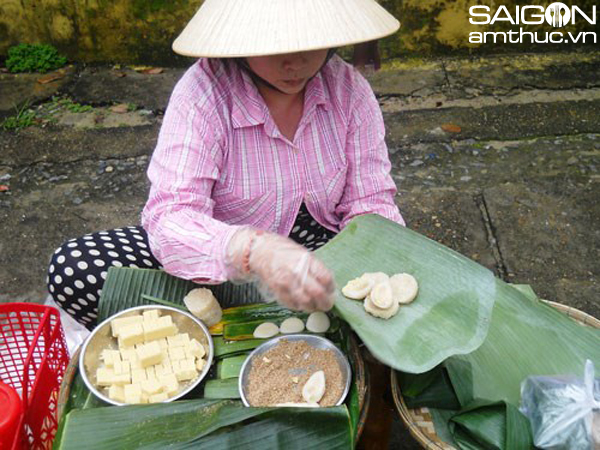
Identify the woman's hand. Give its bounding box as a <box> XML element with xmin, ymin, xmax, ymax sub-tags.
<box><xmin>227</xmin><ymin>228</ymin><xmax>335</xmax><ymax>312</ymax></box>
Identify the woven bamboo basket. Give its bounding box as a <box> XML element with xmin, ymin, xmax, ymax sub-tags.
<box><xmin>391</xmin><ymin>300</ymin><xmax>600</xmax><ymax>450</ymax></box>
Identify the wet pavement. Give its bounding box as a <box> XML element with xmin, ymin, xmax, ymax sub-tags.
<box><xmin>0</xmin><ymin>51</ymin><xmax>598</xmax><ymax>448</ymax></box>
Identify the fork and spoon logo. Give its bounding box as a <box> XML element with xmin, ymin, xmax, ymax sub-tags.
<box><xmin>546</xmin><ymin>2</ymin><xmax>571</xmax><ymax>27</ymax></box>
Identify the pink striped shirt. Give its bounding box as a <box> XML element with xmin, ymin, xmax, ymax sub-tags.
<box><xmin>142</xmin><ymin>55</ymin><xmax>404</xmax><ymax>284</ymax></box>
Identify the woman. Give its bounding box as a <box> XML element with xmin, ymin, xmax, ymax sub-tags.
<box><xmin>47</xmin><ymin>0</ymin><xmax>405</xmax><ymax>328</ymax></box>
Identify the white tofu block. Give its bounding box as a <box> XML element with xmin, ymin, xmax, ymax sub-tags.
<box><xmin>145</xmin><ymin>366</ymin><xmax>156</xmax><ymax>381</ymax></box>
<box><xmin>141</xmin><ymin>379</ymin><xmax>163</xmax><ymax>395</ymax></box>
<box><xmin>101</xmin><ymin>349</ymin><xmax>121</xmax><ymax>367</ymax></box>
<box><xmin>131</xmin><ymin>368</ymin><xmax>147</xmax><ymax>384</ymax></box>
<box><xmin>167</xmin><ymin>333</ymin><xmax>190</xmax><ymax>347</ymax></box>
<box><xmin>143</xmin><ymin>316</ymin><xmax>178</xmax><ymax>341</ymax></box>
<box><xmin>96</xmin><ymin>368</ymin><xmax>115</xmax><ymax>386</ymax></box>
<box><xmin>124</xmin><ymin>383</ymin><xmax>143</xmax><ymax>404</ymax></box>
<box><xmin>175</xmin><ymin>359</ymin><xmax>197</xmax><ymax>382</ymax></box>
<box><xmin>188</xmin><ymin>339</ymin><xmax>206</xmax><ymax>359</ymax></box>
<box><xmin>129</xmin><ymin>357</ymin><xmax>143</xmax><ymax>370</ymax></box>
<box><xmin>118</xmin><ymin>323</ymin><xmax>145</xmax><ymax>347</ymax></box>
<box><xmin>108</xmin><ymin>384</ymin><xmax>126</xmax><ymax>403</ymax></box>
<box><xmin>136</xmin><ymin>341</ymin><xmax>163</xmax><ymax>368</ymax></box>
<box><xmin>161</xmin><ymin>373</ymin><xmax>179</xmax><ymax>396</ymax></box>
<box><xmin>157</xmin><ymin>338</ymin><xmax>168</xmax><ymax>349</ymax></box>
<box><xmin>113</xmin><ymin>360</ymin><xmax>130</xmax><ymax>375</ymax></box>
<box><xmin>112</xmin><ymin>372</ymin><xmax>131</xmax><ymax>386</ymax></box>
<box><xmin>119</xmin><ymin>347</ymin><xmax>137</xmax><ymax>361</ymax></box>
<box><xmin>143</xmin><ymin>309</ymin><xmax>161</xmax><ymax>322</ymax></box>
<box><xmin>160</xmin><ymin>362</ymin><xmax>174</xmax><ymax>375</ymax></box>
<box><xmin>111</xmin><ymin>315</ymin><xmax>143</xmax><ymax>338</ymax></box>
<box><xmin>196</xmin><ymin>358</ymin><xmax>206</xmax><ymax>372</ymax></box>
<box><xmin>149</xmin><ymin>392</ymin><xmax>169</xmax><ymax>403</ymax></box>
<box><xmin>168</xmin><ymin>346</ymin><xmax>186</xmax><ymax>361</ymax></box>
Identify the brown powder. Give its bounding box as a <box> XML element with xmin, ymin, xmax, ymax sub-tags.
<box><xmin>246</xmin><ymin>339</ymin><xmax>346</xmax><ymax>407</ymax></box>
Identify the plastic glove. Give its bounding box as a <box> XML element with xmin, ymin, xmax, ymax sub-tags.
<box><xmin>226</xmin><ymin>227</ymin><xmax>335</xmax><ymax>312</ymax></box>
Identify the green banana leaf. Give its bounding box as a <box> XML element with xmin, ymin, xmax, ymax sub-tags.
<box><xmin>315</xmin><ymin>214</ymin><xmax>496</xmax><ymax>373</ymax></box>
<box><xmin>99</xmin><ymin>268</ymin><xmax>266</xmax><ymax>320</ymax></box>
<box><xmin>401</xmin><ymin>366</ymin><xmax>460</xmax><ymax>410</ymax></box>
<box><xmin>216</xmin><ymin>355</ymin><xmax>248</xmax><ymax>379</ymax></box>
<box><xmin>445</xmin><ymin>284</ymin><xmax>600</xmax><ymax>407</ymax></box>
<box><xmin>56</xmin><ymin>399</ymin><xmax>352</xmax><ymax>450</ymax></box>
<box><xmin>204</xmin><ymin>378</ymin><xmax>242</xmax><ymax>399</ymax></box>
<box><xmin>399</xmin><ymin>284</ymin><xmax>600</xmax><ymax>450</ymax></box>
<box><xmin>214</xmin><ymin>337</ymin><xmax>264</xmax><ymax>358</ymax></box>
<box><xmin>448</xmin><ymin>401</ymin><xmax>533</xmax><ymax>450</ymax></box>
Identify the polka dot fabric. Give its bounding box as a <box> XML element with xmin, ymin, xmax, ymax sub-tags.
<box><xmin>288</xmin><ymin>203</ymin><xmax>337</xmax><ymax>250</ymax></box>
<box><xmin>47</xmin><ymin>226</ymin><xmax>162</xmax><ymax>329</ymax></box>
<box><xmin>47</xmin><ymin>205</ymin><xmax>336</xmax><ymax>329</ymax></box>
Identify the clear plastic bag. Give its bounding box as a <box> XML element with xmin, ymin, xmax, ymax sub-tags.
<box><xmin>520</xmin><ymin>360</ymin><xmax>600</xmax><ymax>450</ymax></box>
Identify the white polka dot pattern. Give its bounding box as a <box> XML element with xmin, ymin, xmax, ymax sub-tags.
<box><xmin>47</xmin><ymin>226</ymin><xmax>161</xmax><ymax>329</ymax></box>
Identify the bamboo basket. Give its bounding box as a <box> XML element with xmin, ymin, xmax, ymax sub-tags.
<box><xmin>57</xmin><ymin>333</ymin><xmax>369</xmax><ymax>444</ymax></box>
<box><xmin>391</xmin><ymin>300</ymin><xmax>600</xmax><ymax>450</ymax></box>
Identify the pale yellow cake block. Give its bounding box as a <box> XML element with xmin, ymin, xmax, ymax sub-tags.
<box><xmin>161</xmin><ymin>373</ymin><xmax>179</xmax><ymax>396</ymax></box>
<box><xmin>113</xmin><ymin>360</ymin><xmax>130</xmax><ymax>375</ymax></box>
<box><xmin>101</xmin><ymin>349</ymin><xmax>121</xmax><ymax>367</ymax></box>
<box><xmin>124</xmin><ymin>383</ymin><xmax>143</xmax><ymax>404</ymax></box>
<box><xmin>108</xmin><ymin>384</ymin><xmax>126</xmax><ymax>403</ymax></box>
<box><xmin>149</xmin><ymin>392</ymin><xmax>169</xmax><ymax>403</ymax></box>
<box><xmin>111</xmin><ymin>315</ymin><xmax>143</xmax><ymax>338</ymax></box>
<box><xmin>136</xmin><ymin>341</ymin><xmax>163</xmax><ymax>368</ymax></box>
<box><xmin>145</xmin><ymin>365</ymin><xmax>157</xmax><ymax>381</ymax></box>
<box><xmin>142</xmin><ymin>309</ymin><xmax>161</xmax><ymax>322</ymax></box>
<box><xmin>111</xmin><ymin>372</ymin><xmax>132</xmax><ymax>386</ymax></box>
<box><xmin>168</xmin><ymin>346</ymin><xmax>186</xmax><ymax>361</ymax></box>
<box><xmin>141</xmin><ymin>378</ymin><xmax>164</xmax><ymax>396</ymax></box>
<box><xmin>188</xmin><ymin>339</ymin><xmax>206</xmax><ymax>359</ymax></box>
<box><xmin>143</xmin><ymin>315</ymin><xmax>178</xmax><ymax>341</ymax></box>
<box><xmin>175</xmin><ymin>359</ymin><xmax>197</xmax><ymax>382</ymax></box>
<box><xmin>96</xmin><ymin>368</ymin><xmax>115</xmax><ymax>386</ymax></box>
<box><xmin>118</xmin><ymin>323</ymin><xmax>145</xmax><ymax>347</ymax></box>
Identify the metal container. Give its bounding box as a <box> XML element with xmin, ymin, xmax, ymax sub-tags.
<box><xmin>79</xmin><ymin>305</ymin><xmax>214</xmax><ymax>406</ymax></box>
<box><xmin>238</xmin><ymin>334</ymin><xmax>352</xmax><ymax>407</ymax></box>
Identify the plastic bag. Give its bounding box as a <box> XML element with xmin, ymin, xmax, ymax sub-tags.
<box><xmin>520</xmin><ymin>360</ymin><xmax>600</xmax><ymax>450</ymax></box>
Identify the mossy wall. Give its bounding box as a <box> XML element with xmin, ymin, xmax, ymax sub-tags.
<box><xmin>0</xmin><ymin>0</ymin><xmax>597</xmax><ymax>65</ymax></box>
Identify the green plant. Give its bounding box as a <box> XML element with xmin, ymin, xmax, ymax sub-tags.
<box><xmin>1</xmin><ymin>102</ymin><xmax>36</xmax><ymax>131</ymax></box>
<box><xmin>6</xmin><ymin>44</ymin><xmax>67</xmax><ymax>73</ymax></box>
<box><xmin>48</xmin><ymin>96</ymin><xmax>93</xmax><ymax>113</ymax></box>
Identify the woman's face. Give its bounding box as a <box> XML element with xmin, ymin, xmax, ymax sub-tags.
<box><xmin>246</xmin><ymin>49</ymin><xmax>329</xmax><ymax>95</ymax></box>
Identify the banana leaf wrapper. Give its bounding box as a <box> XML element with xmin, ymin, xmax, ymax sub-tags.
<box><xmin>315</xmin><ymin>214</ymin><xmax>496</xmax><ymax>373</ymax></box>
<box><xmin>399</xmin><ymin>286</ymin><xmax>600</xmax><ymax>449</ymax></box>
<box><xmin>55</xmin><ymin>399</ymin><xmax>353</xmax><ymax>450</ymax></box>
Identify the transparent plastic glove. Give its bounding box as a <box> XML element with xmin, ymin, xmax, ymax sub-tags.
<box><xmin>226</xmin><ymin>227</ymin><xmax>335</xmax><ymax>312</ymax></box>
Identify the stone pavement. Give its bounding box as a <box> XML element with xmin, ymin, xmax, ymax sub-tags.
<box><xmin>1</xmin><ymin>51</ymin><xmax>599</xmax><ymax>448</ymax></box>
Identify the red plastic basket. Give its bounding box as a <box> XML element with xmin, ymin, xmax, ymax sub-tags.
<box><xmin>0</xmin><ymin>303</ymin><xmax>70</xmax><ymax>450</ymax></box>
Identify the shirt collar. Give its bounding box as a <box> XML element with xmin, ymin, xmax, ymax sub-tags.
<box><xmin>231</xmin><ymin>66</ymin><xmax>269</xmax><ymax>129</ymax></box>
<box><xmin>231</xmin><ymin>64</ymin><xmax>330</xmax><ymax>130</ymax></box>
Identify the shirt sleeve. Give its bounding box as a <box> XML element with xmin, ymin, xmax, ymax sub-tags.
<box><xmin>141</xmin><ymin>94</ymin><xmax>241</xmax><ymax>284</ymax></box>
<box><xmin>335</xmin><ymin>74</ymin><xmax>405</xmax><ymax>229</ymax></box>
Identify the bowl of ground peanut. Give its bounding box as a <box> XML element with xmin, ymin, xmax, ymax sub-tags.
<box><xmin>239</xmin><ymin>334</ymin><xmax>351</xmax><ymax>407</ymax></box>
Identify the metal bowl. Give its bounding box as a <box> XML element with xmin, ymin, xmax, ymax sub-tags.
<box><xmin>79</xmin><ymin>305</ymin><xmax>214</xmax><ymax>406</ymax></box>
<box><xmin>238</xmin><ymin>334</ymin><xmax>352</xmax><ymax>407</ymax></box>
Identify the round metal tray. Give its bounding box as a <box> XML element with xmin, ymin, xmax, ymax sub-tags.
<box><xmin>78</xmin><ymin>305</ymin><xmax>214</xmax><ymax>406</ymax></box>
<box><xmin>238</xmin><ymin>334</ymin><xmax>352</xmax><ymax>407</ymax></box>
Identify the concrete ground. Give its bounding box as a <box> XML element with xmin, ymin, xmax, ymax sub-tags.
<box><xmin>1</xmin><ymin>51</ymin><xmax>599</xmax><ymax>448</ymax></box>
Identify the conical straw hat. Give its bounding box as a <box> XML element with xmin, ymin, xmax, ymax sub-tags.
<box><xmin>173</xmin><ymin>0</ymin><xmax>400</xmax><ymax>58</ymax></box>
